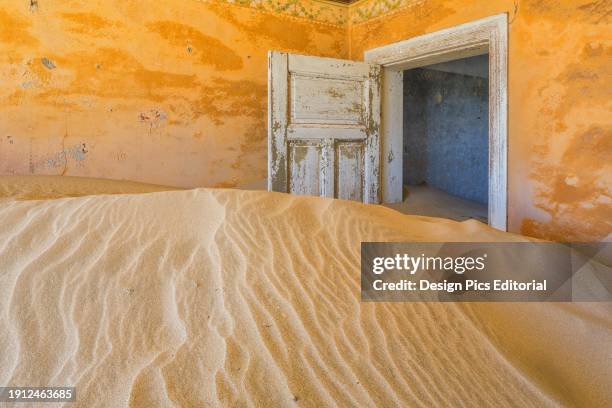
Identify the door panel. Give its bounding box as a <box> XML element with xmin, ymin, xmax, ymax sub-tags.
<box><xmin>288</xmin><ymin>141</ymin><xmax>322</xmax><ymax>197</ymax></box>
<box><xmin>290</xmin><ymin>75</ymin><xmax>364</xmax><ymax>125</ymax></box>
<box><xmin>335</xmin><ymin>142</ymin><xmax>364</xmax><ymax>202</ymax></box>
<box><xmin>268</xmin><ymin>51</ymin><xmax>381</xmax><ymax>203</ymax></box>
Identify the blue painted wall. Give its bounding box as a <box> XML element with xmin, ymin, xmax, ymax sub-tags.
<box><xmin>403</xmin><ymin>61</ymin><xmax>489</xmax><ymax>204</ymax></box>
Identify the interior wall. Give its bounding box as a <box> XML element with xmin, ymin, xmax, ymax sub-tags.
<box><xmin>1</xmin><ymin>0</ymin><xmax>609</xmax><ymax>242</ymax></box>
<box><xmin>350</xmin><ymin>0</ymin><xmax>611</xmax><ymax>242</ymax></box>
<box><xmin>403</xmin><ymin>65</ymin><xmax>489</xmax><ymax>205</ymax></box>
<box><xmin>0</xmin><ymin>0</ymin><xmax>347</xmax><ymax>188</ymax></box>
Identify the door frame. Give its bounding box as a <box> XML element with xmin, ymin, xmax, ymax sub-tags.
<box><xmin>364</xmin><ymin>13</ymin><xmax>508</xmax><ymax>231</ymax></box>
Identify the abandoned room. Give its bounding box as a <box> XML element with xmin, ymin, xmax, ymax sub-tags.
<box><xmin>394</xmin><ymin>54</ymin><xmax>490</xmax><ymax>222</ymax></box>
<box><xmin>0</xmin><ymin>0</ymin><xmax>610</xmax><ymax>406</ymax></box>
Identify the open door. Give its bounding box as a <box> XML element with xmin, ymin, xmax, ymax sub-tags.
<box><xmin>268</xmin><ymin>52</ymin><xmax>381</xmax><ymax>203</ymax></box>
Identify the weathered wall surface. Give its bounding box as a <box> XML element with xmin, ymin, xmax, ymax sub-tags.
<box><xmin>404</xmin><ymin>67</ymin><xmax>489</xmax><ymax>204</ymax></box>
<box><xmin>350</xmin><ymin>0</ymin><xmax>611</xmax><ymax>242</ymax></box>
<box><xmin>0</xmin><ymin>0</ymin><xmax>346</xmax><ymax>188</ymax></box>
<box><xmin>1</xmin><ymin>0</ymin><xmax>609</xmax><ymax>242</ymax></box>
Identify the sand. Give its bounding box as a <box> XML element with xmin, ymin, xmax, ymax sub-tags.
<box><xmin>0</xmin><ymin>176</ymin><xmax>610</xmax><ymax>407</ymax></box>
<box><xmin>0</xmin><ymin>175</ymin><xmax>179</xmax><ymax>201</ymax></box>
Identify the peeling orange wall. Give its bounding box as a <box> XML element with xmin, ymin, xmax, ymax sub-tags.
<box><xmin>350</xmin><ymin>0</ymin><xmax>611</xmax><ymax>242</ymax></box>
<box><xmin>1</xmin><ymin>0</ymin><xmax>609</xmax><ymax>242</ymax></box>
<box><xmin>0</xmin><ymin>0</ymin><xmax>346</xmax><ymax>189</ymax></box>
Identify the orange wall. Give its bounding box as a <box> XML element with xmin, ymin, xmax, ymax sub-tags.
<box><xmin>0</xmin><ymin>0</ymin><xmax>346</xmax><ymax>189</ymax></box>
<box><xmin>1</xmin><ymin>0</ymin><xmax>609</xmax><ymax>241</ymax></box>
<box><xmin>350</xmin><ymin>0</ymin><xmax>611</xmax><ymax>242</ymax></box>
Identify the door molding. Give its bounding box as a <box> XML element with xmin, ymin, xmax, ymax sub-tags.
<box><xmin>364</xmin><ymin>13</ymin><xmax>508</xmax><ymax>231</ymax></box>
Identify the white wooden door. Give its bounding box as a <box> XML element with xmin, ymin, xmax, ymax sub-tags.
<box><xmin>268</xmin><ymin>52</ymin><xmax>381</xmax><ymax>203</ymax></box>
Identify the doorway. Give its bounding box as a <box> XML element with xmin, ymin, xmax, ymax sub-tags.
<box><xmin>364</xmin><ymin>14</ymin><xmax>508</xmax><ymax>230</ymax></box>
<box><xmin>397</xmin><ymin>55</ymin><xmax>489</xmax><ymax>222</ymax></box>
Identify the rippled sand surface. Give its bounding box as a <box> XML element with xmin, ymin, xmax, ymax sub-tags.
<box><xmin>0</xmin><ymin>176</ymin><xmax>610</xmax><ymax>407</ymax></box>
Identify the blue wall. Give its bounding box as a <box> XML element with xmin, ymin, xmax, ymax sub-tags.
<box><xmin>403</xmin><ymin>63</ymin><xmax>489</xmax><ymax>204</ymax></box>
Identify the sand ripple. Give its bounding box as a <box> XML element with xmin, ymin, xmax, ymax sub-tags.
<box><xmin>0</xmin><ymin>182</ymin><xmax>610</xmax><ymax>407</ymax></box>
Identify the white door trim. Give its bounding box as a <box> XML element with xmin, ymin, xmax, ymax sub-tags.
<box><xmin>364</xmin><ymin>13</ymin><xmax>508</xmax><ymax>231</ymax></box>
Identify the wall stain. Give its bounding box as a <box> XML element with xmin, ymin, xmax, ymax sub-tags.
<box><xmin>509</xmin><ymin>0</ymin><xmax>519</xmax><ymax>24</ymax></box>
<box><xmin>578</xmin><ymin>0</ymin><xmax>612</xmax><ymax>23</ymax></box>
<box><xmin>139</xmin><ymin>109</ymin><xmax>167</xmax><ymax>123</ymax></box>
<box><xmin>522</xmin><ymin>0</ymin><xmax>611</xmax><ymax>23</ymax></box>
<box><xmin>31</xmin><ymin>143</ymin><xmax>88</xmax><ymax>173</ymax></box>
<box><xmin>0</xmin><ymin>8</ymin><xmax>38</xmax><ymax>46</ymax></box>
<box><xmin>146</xmin><ymin>21</ymin><xmax>243</xmax><ymax>70</ymax></box>
<box><xmin>22</xmin><ymin>57</ymin><xmax>54</xmax><ymax>88</ymax></box>
<box><xmin>517</xmin><ymin>13</ymin><xmax>610</xmax><ymax>241</ymax></box>
<box><xmin>34</xmin><ymin>47</ymin><xmax>197</xmax><ymax>104</ymax></box>
<box><xmin>60</xmin><ymin>12</ymin><xmax>119</xmax><ymax>34</ymax></box>
<box><xmin>206</xmin><ymin>2</ymin><xmax>346</xmax><ymax>56</ymax></box>
<box><xmin>524</xmin><ymin>125</ymin><xmax>612</xmax><ymax>241</ymax></box>
<box><xmin>41</xmin><ymin>57</ymin><xmax>56</xmax><ymax>70</ymax></box>
<box><xmin>232</xmin><ymin>116</ymin><xmax>266</xmax><ymax>176</ymax></box>
<box><xmin>552</xmin><ymin>42</ymin><xmax>610</xmax><ymax>129</ymax></box>
<box><xmin>139</xmin><ymin>109</ymin><xmax>168</xmax><ymax>136</ymax></box>
<box><xmin>191</xmin><ymin>78</ymin><xmax>266</xmax><ymax>125</ymax></box>
<box><xmin>349</xmin><ymin>0</ymin><xmax>456</xmax><ymax>58</ymax></box>
<box><xmin>21</xmin><ymin>80</ymin><xmax>37</xmax><ymax>89</ymax></box>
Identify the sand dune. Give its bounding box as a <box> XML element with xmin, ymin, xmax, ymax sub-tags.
<box><xmin>0</xmin><ymin>177</ymin><xmax>610</xmax><ymax>407</ymax></box>
<box><xmin>0</xmin><ymin>175</ymin><xmax>178</xmax><ymax>200</ymax></box>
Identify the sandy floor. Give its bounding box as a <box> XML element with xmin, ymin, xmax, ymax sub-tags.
<box><xmin>0</xmin><ymin>176</ymin><xmax>610</xmax><ymax>407</ymax></box>
<box><xmin>220</xmin><ymin>179</ymin><xmax>489</xmax><ymax>222</ymax></box>
<box><xmin>385</xmin><ymin>185</ymin><xmax>488</xmax><ymax>222</ymax></box>
<box><xmin>0</xmin><ymin>175</ymin><xmax>179</xmax><ymax>200</ymax></box>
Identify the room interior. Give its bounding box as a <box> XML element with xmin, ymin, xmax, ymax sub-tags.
<box><xmin>397</xmin><ymin>54</ymin><xmax>489</xmax><ymax>222</ymax></box>
<box><xmin>0</xmin><ymin>0</ymin><xmax>610</xmax><ymax>406</ymax></box>
<box><xmin>1</xmin><ymin>0</ymin><xmax>608</xmax><ymax>241</ymax></box>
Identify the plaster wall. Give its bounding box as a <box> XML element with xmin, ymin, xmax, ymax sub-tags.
<box><xmin>350</xmin><ymin>0</ymin><xmax>611</xmax><ymax>242</ymax></box>
<box><xmin>427</xmin><ymin>54</ymin><xmax>489</xmax><ymax>78</ymax></box>
<box><xmin>1</xmin><ymin>0</ymin><xmax>609</xmax><ymax>242</ymax></box>
<box><xmin>403</xmin><ymin>67</ymin><xmax>489</xmax><ymax>205</ymax></box>
<box><xmin>0</xmin><ymin>0</ymin><xmax>346</xmax><ymax>188</ymax></box>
